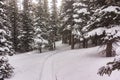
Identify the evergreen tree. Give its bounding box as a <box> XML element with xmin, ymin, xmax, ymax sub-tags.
<box><xmin>34</xmin><ymin>0</ymin><xmax>48</xmax><ymax>53</ymax></box>
<box><xmin>49</xmin><ymin>0</ymin><xmax>59</xmax><ymax>50</ymax></box>
<box><xmin>83</xmin><ymin>0</ymin><xmax>120</xmax><ymax>57</ymax></box>
<box><xmin>42</xmin><ymin>0</ymin><xmax>56</xmax><ymax>50</ymax></box>
<box><xmin>98</xmin><ymin>56</ymin><xmax>120</xmax><ymax>76</ymax></box>
<box><xmin>20</xmin><ymin>0</ymin><xmax>34</xmax><ymax>52</ymax></box>
<box><xmin>72</xmin><ymin>0</ymin><xmax>91</xmax><ymax>48</ymax></box>
<box><xmin>60</xmin><ymin>0</ymin><xmax>75</xmax><ymax>49</ymax></box>
<box><xmin>0</xmin><ymin>0</ymin><xmax>14</xmax><ymax>79</ymax></box>
<box><xmin>7</xmin><ymin>0</ymin><xmax>19</xmax><ymax>52</ymax></box>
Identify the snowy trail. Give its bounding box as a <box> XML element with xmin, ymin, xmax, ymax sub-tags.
<box><xmin>7</xmin><ymin>41</ymin><xmax>70</xmax><ymax>80</ymax></box>
<box><xmin>6</xmin><ymin>41</ymin><xmax>120</xmax><ymax>80</ymax></box>
<box><xmin>40</xmin><ymin>47</ymin><xmax>120</xmax><ymax>80</ymax></box>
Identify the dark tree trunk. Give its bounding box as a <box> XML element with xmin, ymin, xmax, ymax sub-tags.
<box><xmin>53</xmin><ymin>42</ymin><xmax>56</xmax><ymax>49</ymax></box>
<box><xmin>69</xmin><ymin>34</ymin><xmax>71</xmax><ymax>45</ymax></box>
<box><xmin>69</xmin><ymin>31</ymin><xmax>72</xmax><ymax>45</ymax></box>
<box><xmin>83</xmin><ymin>38</ymin><xmax>86</xmax><ymax>48</ymax></box>
<box><xmin>62</xmin><ymin>35</ymin><xmax>65</xmax><ymax>43</ymax></box>
<box><xmin>62</xmin><ymin>35</ymin><xmax>67</xmax><ymax>43</ymax></box>
<box><xmin>71</xmin><ymin>35</ymin><xmax>74</xmax><ymax>49</ymax></box>
<box><xmin>94</xmin><ymin>35</ymin><xmax>98</xmax><ymax>46</ymax></box>
<box><xmin>83</xmin><ymin>38</ymin><xmax>88</xmax><ymax>48</ymax></box>
<box><xmin>83</xmin><ymin>39</ymin><xmax>86</xmax><ymax>48</ymax></box>
<box><xmin>86</xmin><ymin>40</ymin><xmax>88</xmax><ymax>48</ymax></box>
<box><xmin>39</xmin><ymin>46</ymin><xmax>42</xmax><ymax>53</ymax></box>
<box><xmin>106</xmin><ymin>40</ymin><xmax>112</xmax><ymax>57</ymax></box>
<box><xmin>79</xmin><ymin>40</ymin><xmax>81</xmax><ymax>48</ymax></box>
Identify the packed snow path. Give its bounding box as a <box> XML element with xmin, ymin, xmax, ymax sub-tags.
<box><xmin>7</xmin><ymin>41</ymin><xmax>71</xmax><ymax>80</ymax></box>
<box><xmin>7</xmin><ymin>41</ymin><xmax>120</xmax><ymax>80</ymax></box>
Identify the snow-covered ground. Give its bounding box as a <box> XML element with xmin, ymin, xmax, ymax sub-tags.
<box><xmin>7</xmin><ymin>41</ymin><xmax>120</xmax><ymax>80</ymax></box>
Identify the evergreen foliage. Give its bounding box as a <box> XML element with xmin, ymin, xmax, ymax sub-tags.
<box><xmin>20</xmin><ymin>0</ymin><xmax>34</xmax><ymax>52</ymax></box>
<box><xmin>7</xmin><ymin>0</ymin><xmax>19</xmax><ymax>52</ymax></box>
<box><xmin>98</xmin><ymin>57</ymin><xmax>120</xmax><ymax>76</ymax></box>
<box><xmin>34</xmin><ymin>1</ymin><xmax>48</xmax><ymax>52</ymax></box>
<box><xmin>0</xmin><ymin>0</ymin><xmax>14</xmax><ymax>79</ymax></box>
<box><xmin>83</xmin><ymin>0</ymin><xmax>120</xmax><ymax>57</ymax></box>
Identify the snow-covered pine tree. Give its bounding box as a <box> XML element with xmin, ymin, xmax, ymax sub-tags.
<box><xmin>20</xmin><ymin>0</ymin><xmax>34</xmax><ymax>52</ymax></box>
<box><xmin>98</xmin><ymin>56</ymin><xmax>120</xmax><ymax>76</ymax></box>
<box><xmin>60</xmin><ymin>0</ymin><xmax>75</xmax><ymax>49</ymax></box>
<box><xmin>34</xmin><ymin>0</ymin><xmax>48</xmax><ymax>53</ymax></box>
<box><xmin>7</xmin><ymin>0</ymin><xmax>19</xmax><ymax>52</ymax></box>
<box><xmin>72</xmin><ymin>0</ymin><xmax>91</xmax><ymax>48</ymax></box>
<box><xmin>49</xmin><ymin>0</ymin><xmax>59</xmax><ymax>50</ymax></box>
<box><xmin>0</xmin><ymin>0</ymin><xmax>14</xmax><ymax>79</ymax></box>
<box><xmin>83</xmin><ymin>0</ymin><xmax>120</xmax><ymax>57</ymax></box>
<box><xmin>42</xmin><ymin>0</ymin><xmax>56</xmax><ymax>51</ymax></box>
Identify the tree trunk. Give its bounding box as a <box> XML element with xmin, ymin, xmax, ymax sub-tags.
<box><xmin>39</xmin><ymin>46</ymin><xmax>42</xmax><ymax>53</ymax></box>
<box><xmin>83</xmin><ymin>38</ymin><xmax>87</xmax><ymax>48</ymax></box>
<box><xmin>53</xmin><ymin>42</ymin><xmax>56</xmax><ymax>49</ymax></box>
<box><xmin>85</xmin><ymin>39</ymin><xmax>88</xmax><ymax>48</ymax></box>
<box><xmin>69</xmin><ymin>31</ymin><xmax>72</xmax><ymax>45</ymax></box>
<box><xmin>79</xmin><ymin>40</ymin><xmax>81</xmax><ymax>48</ymax></box>
<box><xmin>62</xmin><ymin>35</ymin><xmax>66</xmax><ymax>43</ymax></box>
<box><xmin>69</xmin><ymin>34</ymin><xmax>71</xmax><ymax>45</ymax></box>
<box><xmin>106</xmin><ymin>41</ymin><xmax>112</xmax><ymax>57</ymax></box>
<box><xmin>71</xmin><ymin>35</ymin><xmax>74</xmax><ymax>49</ymax></box>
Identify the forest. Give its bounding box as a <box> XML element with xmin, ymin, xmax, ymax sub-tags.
<box><xmin>0</xmin><ymin>0</ymin><xmax>120</xmax><ymax>80</ymax></box>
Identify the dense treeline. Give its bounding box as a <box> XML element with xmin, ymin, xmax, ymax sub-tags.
<box><xmin>1</xmin><ymin>0</ymin><xmax>120</xmax><ymax>55</ymax></box>
<box><xmin>60</xmin><ymin>0</ymin><xmax>120</xmax><ymax>57</ymax></box>
<box><xmin>6</xmin><ymin>0</ymin><xmax>60</xmax><ymax>53</ymax></box>
<box><xmin>2</xmin><ymin>0</ymin><xmax>120</xmax><ymax>57</ymax></box>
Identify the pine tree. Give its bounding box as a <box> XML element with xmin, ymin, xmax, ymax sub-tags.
<box><xmin>0</xmin><ymin>0</ymin><xmax>14</xmax><ymax>79</ymax></box>
<box><xmin>49</xmin><ymin>0</ymin><xmax>59</xmax><ymax>50</ymax></box>
<box><xmin>98</xmin><ymin>54</ymin><xmax>120</xmax><ymax>76</ymax></box>
<box><xmin>83</xmin><ymin>0</ymin><xmax>120</xmax><ymax>57</ymax></box>
<box><xmin>20</xmin><ymin>0</ymin><xmax>34</xmax><ymax>52</ymax></box>
<box><xmin>7</xmin><ymin>0</ymin><xmax>19</xmax><ymax>52</ymax></box>
<box><xmin>60</xmin><ymin>0</ymin><xmax>75</xmax><ymax>49</ymax></box>
<box><xmin>42</xmin><ymin>0</ymin><xmax>56</xmax><ymax>50</ymax></box>
<box><xmin>34</xmin><ymin>0</ymin><xmax>48</xmax><ymax>53</ymax></box>
<box><xmin>72</xmin><ymin>0</ymin><xmax>91</xmax><ymax>48</ymax></box>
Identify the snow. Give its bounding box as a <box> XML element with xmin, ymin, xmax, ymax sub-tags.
<box><xmin>72</xmin><ymin>28</ymin><xmax>81</xmax><ymax>36</ymax></box>
<box><xmin>73</xmin><ymin>14</ymin><xmax>79</xmax><ymax>18</ymax></box>
<box><xmin>85</xmin><ymin>27</ymin><xmax>106</xmax><ymax>38</ymax></box>
<box><xmin>77</xmin><ymin>8</ymin><xmax>90</xmax><ymax>14</ymax></box>
<box><xmin>73</xmin><ymin>3</ymin><xmax>87</xmax><ymax>7</ymax></box>
<box><xmin>74</xmin><ymin>18</ymin><xmax>82</xmax><ymax>23</ymax></box>
<box><xmin>7</xmin><ymin>41</ymin><xmax>120</xmax><ymax>80</ymax></box>
<box><xmin>0</xmin><ymin>29</ymin><xmax>7</xmax><ymax>35</ymax></box>
<box><xmin>97</xmin><ymin>6</ymin><xmax>120</xmax><ymax>14</ymax></box>
<box><xmin>84</xmin><ymin>25</ymin><xmax>120</xmax><ymax>39</ymax></box>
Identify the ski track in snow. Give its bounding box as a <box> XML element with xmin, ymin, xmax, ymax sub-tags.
<box><xmin>6</xmin><ymin>41</ymin><xmax>120</xmax><ymax>80</ymax></box>
<box><xmin>7</xmin><ymin>41</ymin><xmax>71</xmax><ymax>80</ymax></box>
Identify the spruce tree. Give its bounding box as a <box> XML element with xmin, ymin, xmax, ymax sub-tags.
<box><xmin>0</xmin><ymin>0</ymin><xmax>14</xmax><ymax>79</ymax></box>
<box><xmin>61</xmin><ymin>0</ymin><xmax>75</xmax><ymax>49</ymax></box>
<box><xmin>49</xmin><ymin>0</ymin><xmax>59</xmax><ymax>50</ymax></box>
<box><xmin>72</xmin><ymin>0</ymin><xmax>91</xmax><ymax>48</ymax></box>
<box><xmin>42</xmin><ymin>0</ymin><xmax>55</xmax><ymax>50</ymax></box>
<box><xmin>83</xmin><ymin>0</ymin><xmax>120</xmax><ymax>57</ymax></box>
<box><xmin>34</xmin><ymin>0</ymin><xmax>48</xmax><ymax>53</ymax></box>
<box><xmin>7</xmin><ymin>0</ymin><xmax>19</xmax><ymax>52</ymax></box>
<box><xmin>21</xmin><ymin>0</ymin><xmax>34</xmax><ymax>52</ymax></box>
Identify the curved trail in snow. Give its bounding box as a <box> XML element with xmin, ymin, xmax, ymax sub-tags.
<box><xmin>38</xmin><ymin>45</ymin><xmax>70</xmax><ymax>80</ymax></box>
